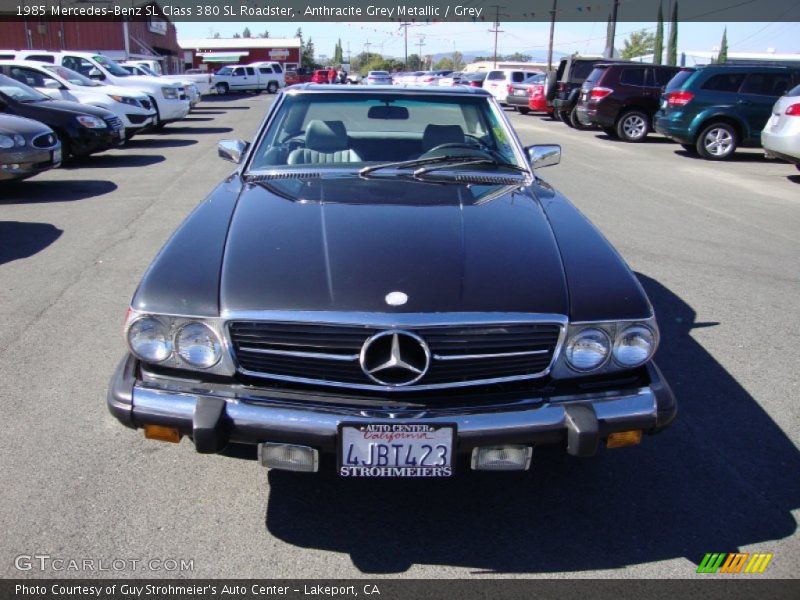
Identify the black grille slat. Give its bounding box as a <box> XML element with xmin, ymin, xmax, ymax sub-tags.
<box><xmin>32</xmin><ymin>133</ymin><xmax>57</xmax><ymax>149</ymax></box>
<box><xmin>228</xmin><ymin>320</ymin><xmax>561</xmax><ymax>389</ymax></box>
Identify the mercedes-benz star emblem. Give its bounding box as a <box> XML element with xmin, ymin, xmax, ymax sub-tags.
<box><xmin>360</xmin><ymin>330</ymin><xmax>430</xmax><ymax>387</ymax></box>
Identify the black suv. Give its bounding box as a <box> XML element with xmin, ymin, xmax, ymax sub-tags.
<box><xmin>575</xmin><ymin>63</ymin><xmax>681</xmax><ymax>141</ymax></box>
<box><xmin>655</xmin><ymin>64</ymin><xmax>800</xmax><ymax>160</ymax></box>
<box><xmin>547</xmin><ymin>55</ymin><xmax>629</xmax><ymax>128</ymax></box>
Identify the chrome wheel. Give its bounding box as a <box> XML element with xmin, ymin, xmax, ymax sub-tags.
<box><xmin>622</xmin><ymin>114</ymin><xmax>647</xmax><ymax>140</ymax></box>
<box><xmin>703</xmin><ymin>127</ymin><xmax>734</xmax><ymax>157</ymax></box>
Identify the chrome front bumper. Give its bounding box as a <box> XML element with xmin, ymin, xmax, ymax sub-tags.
<box><xmin>108</xmin><ymin>354</ymin><xmax>676</xmax><ymax>458</ymax></box>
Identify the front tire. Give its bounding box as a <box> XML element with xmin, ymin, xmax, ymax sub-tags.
<box><xmin>696</xmin><ymin>122</ymin><xmax>737</xmax><ymax>160</ymax></box>
<box><xmin>267</xmin><ymin>81</ymin><xmax>279</xmax><ymax>94</ymax></box>
<box><xmin>569</xmin><ymin>106</ymin><xmax>591</xmax><ymax>130</ymax></box>
<box><xmin>616</xmin><ymin>110</ymin><xmax>650</xmax><ymax>142</ymax></box>
<box><xmin>216</xmin><ymin>83</ymin><xmax>229</xmax><ymax>95</ymax></box>
<box><xmin>518</xmin><ymin>107</ymin><xmax>530</xmax><ymax>115</ymax></box>
<box><xmin>561</xmin><ymin>110</ymin><xmax>574</xmax><ymax>127</ymax></box>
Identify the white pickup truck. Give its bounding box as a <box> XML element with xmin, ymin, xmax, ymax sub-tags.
<box><xmin>121</xmin><ymin>61</ymin><xmax>213</xmax><ymax>97</ymax></box>
<box><xmin>212</xmin><ymin>63</ymin><xmax>284</xmax><ymax>95</ymax></box>
<box><xmin>6</xmin><ymin>50</ymin><xmax>190</xmax><ymax>127</ymax></box>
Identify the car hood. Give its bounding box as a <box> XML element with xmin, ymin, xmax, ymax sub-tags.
<box><xmin>0</xmin><ymin>113</ymin><xmax>52</xmax><ymax>136</ymax></box>
<box><xmin>10</xmin><ymin>98</ymin><xmax>115</xmax><ymax>120</ymax></box>
<box><xmin>219</xmin><ymin>176</ymin><xmax>569</xmax><ymax>315</ymax></box>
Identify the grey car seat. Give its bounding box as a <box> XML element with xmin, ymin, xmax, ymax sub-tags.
<box><xmin>287</xmin><ymin>120</ymin><xmax>363</xmax><ymax>164</ymax></box>
<box><xmin>421</xmin><ymin>124</ymin><xmax>466</xmax><ymax>153</ymax></box>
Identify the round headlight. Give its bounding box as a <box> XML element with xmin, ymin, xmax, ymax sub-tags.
<box><xmin>613</xmin><ymin>325</ymin><xmax>655</xmax><ymax>367</ymax></box>
<box><xmin>127</xmin><ymin>317</ymin><xmax>172</xmax><ymax>363</ymax></box>
<box><xmin>565</xmin><ymin>328</ymin><xmax>610</xmax><ymax>371</ymax></box>
<box><xmin>0</xmin><ymin>134</ymin><xmax>14</xmax><ymax>149</ymax></box>
<box><xmin>176</xmin><ymin>323</ymin><xmax>222</xmax><ymax>368</ymax></box>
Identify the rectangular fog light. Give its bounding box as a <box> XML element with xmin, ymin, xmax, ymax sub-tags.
<box><xmin>143</xmin><ymin>424</ymin><xmax>182</xmax><ymax>443</ymax></box>
<box><xmin>471</xmin><ymin>445</ymin><xmax>532</xmax><ymax>471</ymax></box>
<box><xmin>606</xmin><ymin>430</ymin><xmax>643</xmax><ymax>449</ymax></box>
<box><xmin>258</xmin><ymin>443</ymin><xmax>318</xmax><ymax>472</ymax></box>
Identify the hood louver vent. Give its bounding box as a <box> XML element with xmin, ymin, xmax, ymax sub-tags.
<box><xmin>247</xmin><ymin>172</ymin><xmax>322</xmax><ymax>182</ymax></box>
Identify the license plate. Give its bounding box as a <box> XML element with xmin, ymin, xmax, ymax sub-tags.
<box><xmin>52</xmin><ymin>148</ymin><xmax>61</xmax><ymax>164</ymax></box>
<box><xmin>339</xmin><ymin>423</ymin><xmax>455</xmax><ymax>477</ymax></box>
<box><xmin>514</xmin><ymin>89</ymin><xmax>526</xmax><ymax>96</ymax></box>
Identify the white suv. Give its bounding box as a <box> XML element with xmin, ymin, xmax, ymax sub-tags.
<box><xmin>484</xmin><ymin>69</ymin><xmax>541</xmax><ymax>105</ymax></box>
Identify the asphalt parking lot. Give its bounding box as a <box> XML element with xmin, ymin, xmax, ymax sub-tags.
<box><xmin>1</xmin><ymin>93</ymin><xmax>798</xmax><ymax>578</ymax></box>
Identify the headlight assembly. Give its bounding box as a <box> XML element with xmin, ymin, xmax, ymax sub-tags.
<box><xmin>109</xmin><ymin>94</ymin><xmax>138</xmax><ymax>106</ymax></box>
<box><xmin>76</xmin><ymin>115</ymin><xmax>107</xmax><ymax>129</ymax></box>
<box><xmin>176</xmin><ymin>322</ymin><xmax>222</xmax><ymax>369</ymax></box>
<box><xmin>0</xmin><ymin>134</ymin><xmax>23</xmax><ymax>148</ymax></box>
<box><xmin>127</xmin><ymin>317</ymin><xmax>172</xmax><ymax>363</ymax></box>
<box><xmin>565</xmin><ymin>328</ymin><xmax>610</xmax><ymax>371</ymax></box>
<box><xmin>613</xmin><ymin>325</ymin><xmax>656</xmax><ymax>367</ymax></box>
<box><xmin>161</xmin><ymin>86</ymin><xmax>178</xmax><ymax>99</ymax></box>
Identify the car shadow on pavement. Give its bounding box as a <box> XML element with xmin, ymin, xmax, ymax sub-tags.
<box><xmin>595</xmin><ymin>134</ymin><xmax>675</xmax><ymax>144</ymax></box>
<box><xmin>160</xmin><ymin>126</ymin><xmax>234</xmax><ymax>135</ymax></box>
<box><xmin>264</xmin><ymin>273</ymin><xmax>800</xmax><ymax>574</ymax></box>
<box><xmin>126</xmin><ymin>138</ymin><xmax>198</xmax><ymax>149</ymax></box>
<box><xmin>188</xmin><ymin>110</ymin><xmax>225</xmax><ymax>115</ymax></box>
<box><xmin>0</xmin><ymin>221</ymin><xmax>62</xmax><ymax>265</ymax></box>
<box><xmin>180</xmin><ymin>117</ymin><xmax>216</xmax><ymax>122</ymax></box>
<box><xmin>0</xmin><ymin>179</ymin><xmax>117</xmax><ymax>203</ymax></box>
<box><xmin>787</xmin><ymin>175</ymin><xmax>800</xmax><ymax>184</ymax></box>
<box><xmin>65</xmin><ymin>154</ymin><xmax>165</xmax><ymax>169</ymax></box>
<box><xmin>673</xmin><ymin>149</ymin><xmax>772</xmax><ymax>163</ymax></box>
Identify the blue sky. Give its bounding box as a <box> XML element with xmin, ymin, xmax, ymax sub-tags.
<box><xmin>176</xmin><ymin>21</ymin><xmax>800</xmax><ymax>58</ymax></box>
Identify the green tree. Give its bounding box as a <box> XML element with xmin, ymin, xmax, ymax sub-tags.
<box><xmin>232</xmin><ymin>33</ymin><xmax>241</xmax><ymax>39</ymax></box>
<box><xmin>333</xmin><ymin>39</ymin><xmax>343</xmax><ymax>65</ymax></box>
<box><xmin>301</xmin><ymin>37</ymin><xmax>316</xmax><ymax>69</ymax></box>
<box><xmin>242</xmin><ymin>27</ymin><xmax>251</xmax><ymax>38</ymax></box>
<box><xmin>259</xmin><ymin>30</ymin><xmax>270</xmax><ymax>38</ymax></box>
<box><xmin>717</xmin><ymin>27</ymin><xmax>728</xmax><ymax>63</ymax></box>
<box><xmin>433</xmin><ymin>57</ymin><xmax>455</xmax><ymax>71</ymax></box>
<box><xmin>667</xmin><ymin>2</ymin><xmax>678</xmax><ymax>66</ymax></box>
<box><xmin>621</xmin><ymin>29</ymin><xmax>656</xmax><ymax>60</ymax></box>
<box><xmin>406</xmin><ymin>53</ymin><xmax>423</xmax><ymax>71</ymax></box>
<box><xmin>653</xmin><ymin>3</ymin><xmax>664</xmax><ymax>65</ymax></box>
<box><xmin>503</xmin><ymin>52</ymin><xmax>531</xmax><ymax>62</ymax></box>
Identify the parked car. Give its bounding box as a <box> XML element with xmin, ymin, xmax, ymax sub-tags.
<box><xmin>547</xmin><ymin>55</ymin><xmax>625</xmax><ymax>128</ymax></box>
<box><xmin>310</xmin><ymin>69</ymin><xmax>329</xmax><ymax>84</ymax></box>
<box><xmin>654</xmin><ymin>64</ymin><xmax>800</xmax><ymax>160</ymax></box>
<box><xmin>119</xmin><ymin>62</ymin><xmax>206</xmax><ymax>102</ymax></box>
<box><xmin>0</xmin><ymin>74</ymin><xmax>124</xmax><ymax>158</ymax></box>
<box><xmin>0</xmin><ymin>113</ymin><xmax>61</xmax><ymax>181</ymax></box>
<box><xmin>507</xmin><ymin>73</ymin><xmax>546</xmax><ymax>114</ymax></box>
<box><xmin>5</xmin><ymin>50</ymin><xmax>189</xmax><ymax>128</ymax></box>
<box><xmin>484</xmin><ymin>69</ymin><xmax>542</xmax><ymax>105</ymax></box>
<box><xmin>458</xmin><ymin>72</ymin><xmax>487</xmax><ymax>88</ymax></box>
<box><xmin>527</xmin><ymin>78</ymin><xmax>553</xmax><ymax>114</ymax></box>
<box><xmin>285</xmin><ymin>67</ymin><xmax>314</xmax><ymax>86</ymax></box>
<box><xmin>394</xmin><ymin>71</ymin><xmax>425</xmax><ymax>85</ymax></box>
<box><xmin>762</xmin><ymin>82</ymin><xmax>800</xmax><ymax>171</ymax></box>
<box><xmin>213</xmin><ymin>64</ymin><xmax>282</xmax><ymax>94</ymax></box>
<box><xmin>248</xmin><ymin>62</ymin><xmax>286</xmax><ymax>89</ymax></box>
<box><xmin>0</xmin><ymin>60</ymin><xmax>156</xmax><ymax>139</ymax></box>
<box><xmin>416</xmin><ymin>70</ymin><xmax>454</xmax><ymax>86</ymax></box>
<box><xmin>575</xmin><ymin>63</ymin><xmax>681</xmax><ymax>141</ymax></box>
<box><xmin>365</xmin><ymin>71</ymin><xmax>392</xmax><ymax>85</ymax></box>
<box><xmin>108</xmin><ymin>84</ymin><xmax>676</xmax><ymax>477</ymax></box>
<box><xmin>438</xmin><ymin>72</ymin><xmax>464</xmax><ymax>87</ymax></box>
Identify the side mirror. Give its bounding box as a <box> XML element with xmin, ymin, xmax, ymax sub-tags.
<box><xmin>88</xmin><ymin>68</ymin><xmax>104</xmax><ymax>80</ymax></box>
<box><xmin>525</xmin><ymin>144</ymin><xmax>561</xmax><ymax>169</ymax></box>
<box><xmin>44</xmin><ymin>80</ymin><xmax>62</xmax><ymax>89</ymax></box>
<box><xmin>218</xmin><ymin>139</ymin><xmax>249</xmax><ymax>164</ymax></box>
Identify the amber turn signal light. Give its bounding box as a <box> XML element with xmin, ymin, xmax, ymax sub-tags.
<box><xmin>606</xmin><ymin>430</ymin><xmax>642</xmax><ymax>449</ymax></box>
<box><xmin>144</xmin><ymin>425</ymin><xmax>182</xmax><ymax>443</ymax></box>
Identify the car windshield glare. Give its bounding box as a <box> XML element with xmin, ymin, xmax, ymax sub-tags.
<box><xmin>0</xmin><ymin>74</ymin><xmax>49</xmax><ymax>102</ymax></box>
<box><xmin>43</xmin><ymin>65</ymin><xmax>101</xmax><ymax>87</ymax></box>
<box><xmin>248</xmin><ymin>92</ymin><xmax>522</xmax><ymax>173</ymax></box>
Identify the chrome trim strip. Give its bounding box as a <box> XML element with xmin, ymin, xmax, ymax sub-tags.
<box><xmin>433</xmin><ymin>349</ymin><xmax>549</xmax><ymax>361</ymax></box>
<box><xmin>224</xmin><ymin>311</ymin><xmax>568</xmax><ymax>328</ymax></box>
<box><xmin>238</xmin><ymin>346</ymin><xmax>359</xmax><ymax>362</ymax></box>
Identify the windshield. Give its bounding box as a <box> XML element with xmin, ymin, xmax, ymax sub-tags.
<box><xmin>92</xmin><ymin>55</ymin><xmax>131</xmax><ymax>77</ymax></box>
<box><xmin>136</xmin><ymin>64</ymin><xmax>159</xmax><ymax>77</ymax></box>
<box><xmin>217</xmin><ymin>67</ymin><xmax>233</xmax><ymax>76</ymax></box>
<box><xmin>43</xmin><ymin>65</ymin><xmax>102</xmax><ymax>87</ymax></box>
<box><xmin>0</xmin><ymin>74</ymin><xmax>49</xmax><ymax>102</ymax></box>
<box><xmin>248</xmin><ymin>92</ymin><xmax>522</xmax><ymax>172</ymax></box>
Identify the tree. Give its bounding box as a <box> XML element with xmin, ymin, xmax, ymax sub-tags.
<box><xmin>503</xmin><ymin>52</ymin><xmax>531</xmax><ymax>62</ymax></box>
<box><xmin>212</xmin><ymin>32</ymin><xmax>221</xmax><ymax>39</ymax></box>
<box><xmin>433</xmin><ymin>57</ymin><xmax>456</xmax><ymax>71</ymax></box>
<box><xmin>406</xmin><ymin>53</ymin><xmax>423</xmax><ymax>71</ymax></box>
<box><xmin>232</xmin><ymin>33</ymin><xmax>241</xmax><ymax>39</ymax></box>
<box><xmin>301</xmin><ymin>37</ymin><xmax>316</xmax><ymax>69</ymax></box>
<box><xmin>717</xmin><ymin>27</ymin><xmax>728</xmax><ymax>63</ymax></box>
<box><xmin>621</xmin><ymin>29</ymin><xmax>655</xmax><ymax>60</ymax></box>
<box><xmin>242</xmin><ymin>27</ymin><xmax>251</xmax><ymax>39</ymax></box>
<box><xmin>667</xmin><ymin>2</ymin><xmax>678</xmax><ymax>66</ymax></box>
<box><xmin>333</xmin><ymin>39</ymin><xmax>343</xmax><ymax>65</ymax></box>
<box><xmin>259</xmin><ymin>30</ymin><xmax>270</xmax><ymax>38</ymax></box>
<box><xmin>653</xmin><ymin>3</ymin><xmax>664</xmax><ymax>65</ymax></box>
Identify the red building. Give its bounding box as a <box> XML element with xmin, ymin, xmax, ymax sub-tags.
<box><xmin>178</xmin><ymin>38</ymin><xmax>302</xmax><ymax>72</ymax></box>
<box><xmin>0</xmin><ymin>8</ymin><xmax>184</xmax><ymax>73</ymax></box>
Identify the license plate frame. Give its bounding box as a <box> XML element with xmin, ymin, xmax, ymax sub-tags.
<box><xmin>338</xmin><ymin>422</ymin><xmax>456</xmax><ymax>477</ymax></box>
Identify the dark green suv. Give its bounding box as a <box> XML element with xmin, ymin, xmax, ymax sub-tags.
<box><xmin>654</xmin><ymin>64</ymin><xmax>800</xmax><ymax>160</ymax></box>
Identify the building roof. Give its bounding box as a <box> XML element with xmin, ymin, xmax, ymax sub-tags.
<box><xmin>178</xmin><ymin>38</ymin><xmax>302</xmax><ymax>50</ymax></box>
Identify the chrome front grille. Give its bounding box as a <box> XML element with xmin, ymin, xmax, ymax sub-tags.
<box><xmin>104</xmin><ymin>116</ymin><xmax>123</xmax><ymax>130</ymax></box>
<box><xmin>228</xmin><ymin>319</ymin><xmax>564</xmax><ymax>391</ymax></box>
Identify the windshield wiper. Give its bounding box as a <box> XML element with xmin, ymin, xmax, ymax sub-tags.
<box><xmin>413</xmin><ymin>158</ymin><xmax>529</xmax><ymax>177</ymax></box>
<box><xmin>359</xmin><ymin>154</ymin><xmax>481</xmax><ymax>176</ymax></box>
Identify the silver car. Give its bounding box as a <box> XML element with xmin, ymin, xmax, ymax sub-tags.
<box><xmin>0</xmin><ymin>114</ymin><xmax>61</xmax><ymax>182</ymax></box>
<box><xmin>762</xmin><ymin>83</ymin><xmax>800</xmax><ymax>171</ymax></box>
<box><xmin>365</xmin><ymin>71</ymin><xmax>392</xmax><ymax>86</ymax></box>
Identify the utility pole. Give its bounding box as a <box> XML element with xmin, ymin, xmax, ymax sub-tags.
<box><xmin>416</xmin><ymin>35</ymin><xmax>426</xmax><ymax>67</ymax></box>
<box><xmin>547</xmin><ymin>0</ymin><xmax>557</xmax><ymax>71</ymax></box>
<box><xmin>364</xmin><ymin>40</ymin><xmax>371</xmax><ymax>58</ymax></box>
<box><xmin>489</xmin><ymin>5</ymin><xmax>505</xmax><ymax>69</ymax></box>
<box><xmin>399</xmin><ymin>22</ymin><xmax>410</xmax><ymax>70</ymax></box>
<box><xmin>604</xmin><ymin>0</ymin><xmax>620</xmax><ymax>59</ymax></box>
<box><xmin>347</xmin><ymin>42</ymin><xmax>351</xmax><ymax>65</ymax></box>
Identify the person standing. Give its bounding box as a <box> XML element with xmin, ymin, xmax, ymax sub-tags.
<box><xmin>327</xmin><ymin>66</ymin><xmax>336</xmax><ymax>84</ymax></box>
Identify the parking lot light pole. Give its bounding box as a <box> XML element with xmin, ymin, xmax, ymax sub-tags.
<box><xmin>547</xmin><ymin>0</ymin><xmax>557</xmax><ymax>71</ymax></box>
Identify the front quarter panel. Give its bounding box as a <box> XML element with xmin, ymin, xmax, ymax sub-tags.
<box><xmin>131</xmin><ymin>176</ymin><xmax>243</xmax><ymax>317</ymax></box>
<box><xmin>534</xmin><ymin>181</ymin><xmax>653</xmax><ymax>321</ymax></box>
